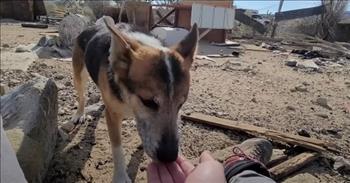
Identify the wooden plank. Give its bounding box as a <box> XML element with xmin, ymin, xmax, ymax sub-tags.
<box><xmin>269</xmin><ymin>152</ymin><xmax>318</xmax><ymax>180</ymax></box>
<box><xmin>275</xmin><ymin>5</ymin><xmax>325</xmax><ymax>22</ymax></box>
<box><xmin>235</xmin><ymin>10</ymin><xmax>267</xmax><ymax>34</ymax></box>
<box><xmin>181</xmin><ymin>113</ymin><xmax>338</xmax><ymax>153</ymax></box>
<box><xmin>151</xmin><ymin>8</ymin><xmax>176</xmax><ymax>29</ymax></box>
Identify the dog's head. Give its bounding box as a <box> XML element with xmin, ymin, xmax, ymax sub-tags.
<box><xmin>104</xmin><ymin>17</ymin><xmax>198</xmax><ymax>162</ymax></box>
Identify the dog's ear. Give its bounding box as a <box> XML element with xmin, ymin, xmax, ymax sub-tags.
<box><xmin>103</xmin><ymin>16</ymin><xmax>140</xmax><ymax>79</ymax></box>
<box><xmin>173</xmin><ymin>23</ymin><xmax>198</xmax><ymax>68</ymax></box>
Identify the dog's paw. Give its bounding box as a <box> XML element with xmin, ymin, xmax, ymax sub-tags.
<box><xmin>71</xmin><ymin>113</ymin><xmax>85</xmax><ymax>124</ymax></box>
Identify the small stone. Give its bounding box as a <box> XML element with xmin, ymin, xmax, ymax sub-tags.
<box><xmin>286</xmin><ymin>105</ymin><xmax>296</xmax><ymax>111</ymax></box>
<box><xmin>140</xmin><ymin>166</ymin><xmax>146</xmax><ymax>172</ymax></box>
<box><xmin>296</xmin><ymin>60</ymin><xmax>319</xmax><ymax>71</ymax></box>
<box><xmin>251</xmin><ymin>98</ymin><xmax>257</xmax><ymax>103</ymax></box>
<box><xmin>2</xmin><ymin>43</ymin><xmax>10</xmax><ymax>48</ymax></box>
<box><xmin>326</xmin><ymin>128</ymin><xmax>341</xmax><ymax>135</ymax></box>
<box><xmin>258</xmin><ymin>61</ymin><xmax>262</xmax><ymax>64</ymax></box>
<box><xmin>30</xmin><ymin>72</ymin><xmax>42</xmax><ymax>77</ymax></box>
<box><xmin>315</xmin><ymin>113</ymin><xmax>328</xmax><ymax>118</ymax></box>
<box><xmin>297</xmin><ymin>129</ymin><xmax>311</xmax><ymax>137</ymax></box>
<box><xmin>292</xmin><ymin>85</ymin><xmax>308</xmax><ymax>92</ymax></box>
<box><xmin>88</xmin><ymin>94</ymin><xmax>100</xmax><ymax>105</ymax></box>
<box><xmin>15</xmin><ymin>45</ymin><xmax>30</xmax><ymax>52</ymax></box>
<box><xmin>64</xmin><ymin>81</ymin><xmax>72</xmax><ymax>86</ymax></box>
<box><xmin>9</xmin><ymin>79</ymin><xmax>20</xmax><ymax>84</ymax></box>
<box><xmin>302</xmin><ymin>81</ymin><xmax>310</xmax><ymax>86</ymax></box>
<box><xmin>61</xmin><ymin>121</ymin><xmax>75</xmax><ymax>132</ymax></box>
<box><xmin>54</xmin><ymin>74</ymin><xmax>65</xmax><ymax>80</ymax></box>
<box><xmin>315</xmin><ymin>97</ymin><xmax>332</xmax><ymax>110</ymax></box>
<box><xmin>333</xmin><ymin>156</ymin><xmax>350</xmax><ymax>173</ymax></box>
<box><xmin>285</xmin><ymin>60</ymin><xmax>297</xmax><ymax>67</ymax></box>
<box><xmin>347</xmin><ymin>95</ymin><xmax>350</xmax><ymax>100</ymax></box>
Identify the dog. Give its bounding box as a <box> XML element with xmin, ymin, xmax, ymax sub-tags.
<box><xmin>70</xmin><ymin>16</ymin><xmax>198</xmax><ymax>182</ymax></box>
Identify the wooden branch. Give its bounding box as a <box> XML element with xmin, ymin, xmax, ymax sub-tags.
<box><xmin>21</xmin><ymin>23</ymin><xmax>48</xmax><ymax>29</ymax></box>
<box><xmin>275</xmin><ymin>5</ymin><xmax>325</xmax><ymax>22</ymax></box>
<box><xmin>269</xmin><ymin>152</ymin><xmax>319</xmax><ymax>180</ymax></box>
<box><xmin>151</xmin><ymin>8</ymin><xmax>176</xmax><ymax>29</ymax></box>
<box><xmin>181</xmin><ymin>113</ymin><xmax>338</xmax><ymax>153</ymax></box>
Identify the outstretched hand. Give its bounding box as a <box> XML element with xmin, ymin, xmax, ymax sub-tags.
<box><xmin>147</xmin><ymin>151</ymin><xmax>226</xmax><ymax>183</ymax></box>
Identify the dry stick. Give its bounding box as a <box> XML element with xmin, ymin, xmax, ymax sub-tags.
<box><xmin>269</xmin><ymin>152</ymin><xmax>319</xmax><ymax>180</ymax></box>
<box><xmin>181</xmin><ymin>113</ymin><xmax>338</xmax><ymax>153</ymax></box>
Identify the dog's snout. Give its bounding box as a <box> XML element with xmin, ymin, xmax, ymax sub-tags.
<box><xmin>156</xmin><ymin>133</ymin><xmax>178</xmax><ymax>162</ymax></box>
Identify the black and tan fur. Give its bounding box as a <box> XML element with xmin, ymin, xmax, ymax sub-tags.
<box><xmin>70</xmin><ymin>16</ymin><xmax>198</xmax><ymax>182</ymax></box>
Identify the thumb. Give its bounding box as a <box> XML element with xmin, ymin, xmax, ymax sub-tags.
<box><xmin>199</xmin><ymin>151</ymin><xmax>215</xmax><ymax>162</ymax></box>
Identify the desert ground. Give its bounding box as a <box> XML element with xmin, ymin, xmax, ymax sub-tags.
<box><xmin>1</xmin><ymin>23</ymin><xmax>349</xmax><ymax>183</ymax></box>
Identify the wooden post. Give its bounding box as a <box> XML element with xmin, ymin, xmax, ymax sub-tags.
<box><xmin>271</xmin><ymin>0</ymin><xmax>284</xmax><ymax>38</ymax></box>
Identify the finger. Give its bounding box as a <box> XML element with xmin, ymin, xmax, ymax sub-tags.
<box><xmin>147</xmin><ymin>162</ymin><xmax>161</xmax><ymax>183</ymax></box>
<box><xmin>199</xmin><ymin>151</ymin><xmax>215</xmax><ymax>162</ymax></box>
<box><xmin>166</xmin><ymin>162</ymin><xmax>185</xmax><ymax>183</ymax></box>
<box><xmin>158</xmin><ymin>163</ymin><xmax>174</xmax><ymax>183</ymax></box>
<box><xmin>176</xmin><ymin>156</ymin><xmax>195</xmax><ymax>176</ymax></box>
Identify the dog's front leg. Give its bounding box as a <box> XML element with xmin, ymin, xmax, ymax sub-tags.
<box><xmin>105</xmin><ymin>109</ymin><xmax>131</xmax><ymax>183</ymax></box>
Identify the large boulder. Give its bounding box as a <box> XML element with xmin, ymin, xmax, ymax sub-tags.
<box><xmin>0</xmin><ymin>76</ymin><xmax>58</xmax><ymax>183</ymax></box>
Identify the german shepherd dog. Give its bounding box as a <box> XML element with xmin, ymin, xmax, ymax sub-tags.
<box><xmin>70</xmin><ymin>16</ymin><xmax>198</xmax><ymax>182</ymax></box>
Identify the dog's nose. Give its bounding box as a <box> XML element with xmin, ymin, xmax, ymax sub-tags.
<box><xmin>156</xmin><ymin>133</ymin><xmax>178</xmax><ymax>162</ymax></box>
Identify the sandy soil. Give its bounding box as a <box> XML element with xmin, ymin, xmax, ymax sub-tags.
<box><xmin>1</xmin><ymin>23</ymin><xmax>349</xmax><ymax>183</ymax></box>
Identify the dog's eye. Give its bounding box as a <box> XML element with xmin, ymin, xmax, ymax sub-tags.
<box><xmin>139</xmin><ymin>97</ymin><xmax>159</xmax><ymax>110</ymax></box>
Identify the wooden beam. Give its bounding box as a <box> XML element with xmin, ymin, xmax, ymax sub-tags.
<box><xmin>151</xmin><ymin>8</ymin><xmax>176</xmax><ymax>29</ymax></box>
<box><xmin>269</xmin><ymin>152</ymin><xmax>319</xmax><ymax>180</ymax></box>
<box><xmin>275</xmin><ymin>5</ymin><xmax>325</xmax><ymax>22</ymax></box>
<box><xmin>156</xmin><ymin>9</ymin><xmax>173</xmax><ymax>25</ymax></box>
<box><xmin>235</xmin><ymin>10</ymin><xmax>267</xmax><ymax>34</ymax></box>
<box><xmin>181</xmin><ymin>113</ymin><xmax>338</xmax><ymax>153</ymax></box>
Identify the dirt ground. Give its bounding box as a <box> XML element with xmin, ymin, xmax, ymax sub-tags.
<box><xmin>1</xmin><ymin>23</ymin><xmax>349</xmax><ymax>183</ymax></box>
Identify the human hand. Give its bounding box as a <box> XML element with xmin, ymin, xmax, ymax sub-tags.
<box><xmin>147</xmin><ymin>151</ymin><xmax>226</xmax><ymax>183</ymax></box>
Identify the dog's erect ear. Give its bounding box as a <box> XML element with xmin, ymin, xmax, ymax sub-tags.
<box><xmin>174</xmin><ymin>23</ymin><xmax>198</xmax><ymax>66</ymax></box>
<box><xmin>103</xmin><ymin>16</ymin><xmax>140</xmax><ymax>79</ymax></box>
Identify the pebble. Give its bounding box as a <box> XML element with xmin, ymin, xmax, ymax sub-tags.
<box><xmin>286</xmin><ymin>105</ymin><xmax>296</xmax><ymax>111</ymax></box>
<box><xmin>315</xmin><ymin>97</ymin><xmax>332</xmax><ymax>110</ymax></box>
<box><xmin>9</xmin><ymin>79</ymin><xmax>20</xmax><ymax>84</ymax></box>
<box><xmin>315</xmin><ymin>113</ymin><xmax>328</xmax><ymax>118</ymax></box>
<box><xmin>297</xmin><ymin>128</ymin><xmax>311</xmax><ymax>137</ymax></box>
<box><xmin>333</xmin><ymin>156</ymin><xmax>350</xmax><ymax>173</ymax></box>
<box><xmin>251</xmin><ymin>98</ymin><xmax>257</xmax><ymax>103</ymax></box>
<box><xmin>302</xmin><ymin>81</ymin><xmax>310</xmax><ymax>86</ymax></box>
<box><xmin>15</xmin><ymin>45</ymin><xmax>30</xmax><ymax>52</ymax></box>
<box><xmin>64</xmin><ymin>81</ymin><xmax>72</xmax><ymax>87</ymax></box>
<box><xmin>88</xmin><ymin>94</ymin><xmax>100</xmax><ymax>105</ymax></box>
<box><xmin>326</xmin><ymin>128</ymin><xmax>341</xmax><ymax>135</ymax></box>
<box><xmin>285</xmin><ymin>60</ymin><xmax>298</xmax><ymax>67</ymax></box>
<box><xmin>2</xmin><ymin>43</ymin><xmax>10</xmax><ymax>48</ymax></box>
<box><xmin>258</xmin><ymin>61</ymin><xmax>262</xmax><ymax>64</ymax></box>
<box><xmin>291</xmin><ymin>85</ymin><xmax>308</xmax><ymax>92</ymax></box>
<box><xmin>61</xmin><ymin>121</ymin><xmax>75</xmax><ymax>132</ymax></box>
<box><xmin>55</xmin><ymin>74</ymin><xmax>65</xmax><ymax>80</ymax></box>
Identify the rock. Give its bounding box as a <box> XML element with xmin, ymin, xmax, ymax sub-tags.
<box><xmin>286</xmin><ymin>105</ymin><xmax>296</xmax><ymax>111</ymax></box>
<box><xmin>297</xmin><ymin>129</ymin><xmax>311</xmax><ymax>137</ymax></box>
<box><xmin>59</xmin><ymin>14</ymin><xmax>92</xmax><ymax>48</ymax></box>
<box><xmin>54</xmin><ymin>74</ymin><xmax>65</xmax><ymax>80</ymax></box>
<box><xmin>15</xmin><ymin>45</ymin><xmax>30</xmax><ymax>53</ymax></box>
<box><xmin>0</xmin><ymin>76</ymin><xmax>58</xmax><ymax>183</ymax></box>
<box><xmin>315</xmin><ymin>113</ymin><xmax>328</xmax><ymax>118</ymax></box>
<box><xmin>85</xmin><ymin>103</ymin><xmax>104</xmax><ymax>117</ymax></box>
<box><xmin>1</xmin><ymin>51</ymin><xmax>38</xmax><ymax>71</ymax></box>
<box><xmin>61</xmin><ymin>121</ymin><xmax>75</xmax><ymax>132</ymax></box>
<box><xmin>9</xmin><ymin>79</ymin><xmax>20</xmax><ymax>85</ymax></box>
<box><xmin>251</xmin><ymin>98</ymin><xmax>257</xmax><ymax>103</ymax></box>
<box><xmin>282</xmin><ymin>173</ymin><xmax>320</xmax><ymax>183</ymax></box>
<box><xmin>326</xmin><ymin>128</ymin><xmax>341</xmax><ymax>135</ymax></box>
<box><xmin>296</xmin><ymin>60</ymin><xmax>320</xmax><ymax>71</ymax></box>
<box><xmin>64</xmin><ymin>81</ymin><xmax>72</xmax><ymax>87</ymax></box>
<box><xmin>302</xmin><ymin>81</ymin><xmax>310</xmax><ymax>86</ymax></box>
<box><xmin>88</xmin><ymin>93</ymin><xmax>100</xmax><ymax>105</ymax></box>
<box><xmin>285</xmin><ymin>60</ymin><xmax>298</xmax><ymax>67</ymax></box>
<box><xmin>258</xmin><ymin>61</ymin><xmax>262</xmax><ymax>64</ymax></box>
<box><xmin>0</xmin><ymin>83</ymin><xmax>9</xmax><ymax>96</ymax></box>
<box><xmin>291</xmin><ymin>85</ymin><xmax>308</xmax><ymax>92</ymax></box>
<box><xmin>333</xmin><ymin>156</ymin><xmax>350</xmax><ymax>173</ymax></box>
<box><xmin>347</xmin><ymin>95</ymin><xmax>350</xmax><ymax>100</ymax></box>
<box><xmin>2</xmin><ymin>43</ymin><xmax>10</xmax><ymax>48</ymax></box>
<box><xmin>315</xmin><ymin>97</ymin><xmax>332</xmax><ymax>110</ymax></box>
